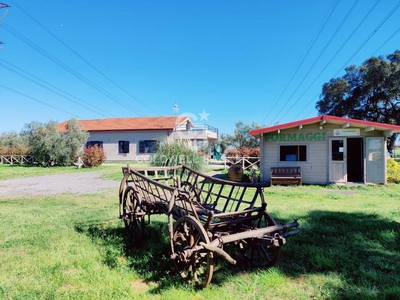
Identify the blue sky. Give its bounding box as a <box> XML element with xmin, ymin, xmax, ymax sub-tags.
<box><xmin>1</xmin><ymin>0</ymin><xmax>399</xmax><ymax>135</ymax></box>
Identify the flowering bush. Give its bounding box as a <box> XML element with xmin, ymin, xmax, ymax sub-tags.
<box><xmin>82</xmin><ymin>145</ymin><xmax>106</xmax><ymax>167</ymax></box>
<box><xmin>387</xmin><ymin>158</ymin><xmax>400</xmax><ymax>183</ymax></box>
<box><xmin>225</xmin><ymin>147</ymin><xmax>260</xmax><ymax>158</ymax></box>
<box><xmin>0</xmin><ymin>145</ymin><xmax>31</xmax><ymax>155</ymax></box>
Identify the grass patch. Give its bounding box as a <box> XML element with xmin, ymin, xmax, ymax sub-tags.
<box><xmin>0</xmin><ymin>167</ymin><xmax>399</xmax><ymax>299</ymax></box>
<box><xmin>0</xmin><ymin>162</ymin><xmax>150</xmax><ymax>181</ymax></box>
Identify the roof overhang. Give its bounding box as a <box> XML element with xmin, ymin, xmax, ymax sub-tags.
<box><xmin>58</xmin><ymin>116</ymin><xmax>192</xmax><ymax>132</ymax></box>
<box><xmin>250</xmin><ymin>115</ymin><xmax>400</xmax><ymax>137</ymax></box>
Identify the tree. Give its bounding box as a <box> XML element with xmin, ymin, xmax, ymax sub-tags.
<box><xmin>316</xmin><ymin>50</ymin><xmax>400</xmax><ymax>151</ymax></box>
<box><xmin>22</xmin><ymin>119</ymin><xmax>88</xmax><ymax>166</ymax></box>
<box><xmin>0</xmin><ymin>131</ymin><xmax>28</xmax><ymax>148</ymax></box>
<box><xmin>64</xmin><ymin>119</ymin><xmax>89</xmax><ymax>163</ymax></box>
<box><xmin>227</xmin><ymin>121</ymin><xmax>261</xmax><ymax>149</ymax></box>
<box><xmin>0</xmin><ymin>131</ymin><xmax>30</xmax><ymax>155</ymax></box>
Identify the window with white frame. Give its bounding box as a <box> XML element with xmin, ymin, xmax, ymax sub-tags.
<box><xmin>280</xmin><ymin>145</ymin><xmax>307</xmax><ymax>161</ymax></box>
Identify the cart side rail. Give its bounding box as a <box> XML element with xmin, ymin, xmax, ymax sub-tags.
<box><xmin>121</xmin><ymin>166</ymin><xmax>210</xmax><ymax>221</ymax></box>
<box><xmin>121</xmin><ymin>164</ymin><xmax>271</xmax><ymax>220</ymax></box>
<box><xmin>179</xmin><ymin>165</ymin><xmax>269</xmax><ymax>213</ymax></box>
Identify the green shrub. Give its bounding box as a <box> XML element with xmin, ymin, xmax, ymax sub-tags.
<box><xmin>387</xmin><ymin>158</ymin><xmax>400</xmax><ymax>183</ymax></box>
<box><xmin>151</xmin><ymin>137</ymin><xmax>206</xmax><ymax>171</ymax></box>
<box><xmin>82</xmin><ymin>145</ymin><xmax>106</xmax><ymax>167</ymax></box>
<box><xmin>21</xmin><ymin>119</ymin><xmax>88</xmax><ymax>166</ymax></box>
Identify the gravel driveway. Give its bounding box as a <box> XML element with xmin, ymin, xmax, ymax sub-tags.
<box><xmin>0</xmin><ymin>173</ymin><xmax>120</xmax><ymax>199</ymax></box>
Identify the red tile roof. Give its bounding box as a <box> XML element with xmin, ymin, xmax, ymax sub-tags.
<box><xmin>250</xmin><ymin>115</ymin><xmax>400</xmax><ymax>136</ymax></box>
<box><xmin>58</xmin><ymin>116</ymin><xmax>189</xmax><ymax>132</ymax></box>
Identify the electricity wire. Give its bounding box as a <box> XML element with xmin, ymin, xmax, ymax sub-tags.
<box><xmin>0</xmin><ymin>58</ymin><xmax>116</xmax><ymax>118</ymax></box>
<box><xmin>268</xmin><ymin>0</ymin><xmax>359</xmax><ymax>126</ymax></box>
<box><xmin>2</xmin><ymin>23</ymin><xmax>146</xmax><ymax>116</ymax></box>
<box><xmin>261</xmin><ymin>0</ymin><xmax>341</xmax><ymax>125</ymax></box>
<box><xmin>278</xmin><ymin>0</ymin><xmax>399</xmax><ymax>123</ymax></box>
<box><xmin>9</xmin><ymin>1</ymin><xmax>160</xmax><ymax>116</ymax></box>
<box><xmin>332</xmin><ymin>0</ymin><xmax>400</xmax><ymax>77</ymax></box>
<box><xmin>372</xmin><ymin>25</ymin><xmax>400</xmax><ymax>56</ymax></box>
<box><xmin>283</xmin><ymin>0</ymin><xmax>381</xmax><ymax>121</ymax></box>
<box><xmin>0</xmin><ymin>83</ymin><xmax>82</xmax><ymax>118</ymax></box>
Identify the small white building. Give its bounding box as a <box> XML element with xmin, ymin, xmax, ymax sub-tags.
<box><xmin>250</xmin><ymin>115</ymin><xmax>400</xmax><ymax>185</ymax></box>
<box><xmin>58</xmin><ymin>116</ymin><xmax>218</xmax><ymax>161</ymax></box>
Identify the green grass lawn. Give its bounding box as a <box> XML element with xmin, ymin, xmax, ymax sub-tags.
<box><xmin>0</xmin><ymin>165</ymin><xmax>399</xmax><ymax>299</ymax></box>
<box><xmin>0</xmin><ymin>162</ymin><xmax>143</xmax><ymax>181</ymax></box>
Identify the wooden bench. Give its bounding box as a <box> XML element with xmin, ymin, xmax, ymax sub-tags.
<box><xmin>270</xmin><ymin>167</ymin><xmax>302</xmax><ymax>185</ymax></box>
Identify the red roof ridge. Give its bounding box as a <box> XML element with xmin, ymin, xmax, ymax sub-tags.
<box><xmin>250</xmin><ymin>115</ymin><xmax>400</xmax><ymax>136</ymax></box>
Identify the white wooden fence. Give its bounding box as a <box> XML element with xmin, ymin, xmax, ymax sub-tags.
<box><xmin>0</xmin><ymin>155</ymin><xmax>34</xmax><ymax>164</ymax></box>
<box><xmin>224</xmin><ymin>156</ymin><xmax>260</xmax><ymax>170</ymax></box>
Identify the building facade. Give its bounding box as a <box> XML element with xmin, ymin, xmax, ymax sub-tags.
<box><xmin>250</xmin><ymin>115</ymin><xmax>400</xmax><ymax>185</ymax></box>
<box><xmin>58</xmin><ymin>116</ymin><xmax>218</xmax><ymax>162</ymax></box>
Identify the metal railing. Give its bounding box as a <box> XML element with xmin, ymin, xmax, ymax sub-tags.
<box><xmin>174</xmin><ymin>123</ymin><xmax>218</xmax><ymax>134</ymax></box>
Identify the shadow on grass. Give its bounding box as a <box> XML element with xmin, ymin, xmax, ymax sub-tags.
<box><xmin>75</xmin><ymin>211</ymin><xmax>400</xmax><ymax>298</ymax></box>
<box><xmin>75</xmin><ymin>219</ymin><xmax>189</xmax><ymax>292</ymax></box>
<box><xmin>276</xmin><ymin>210</ymin><xmax>400</xmax><ymax>299</ymax></box>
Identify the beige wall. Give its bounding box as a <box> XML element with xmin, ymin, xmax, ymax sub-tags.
<box><xmin>87</xmin><ymin>130</ymin><xmax>169</xmax><ymax>162</ymax></box>
<box><xmin>260</xmin><ymin>124</ymin><xmax>387</xmax><ymax>184</ymax></box>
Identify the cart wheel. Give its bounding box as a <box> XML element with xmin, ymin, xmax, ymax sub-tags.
<box><xmin>122</xmin><ymin>186</ymin><xmax>145</xmax><ymax>244</ymax></box>
<box><xmin>238</xmin><ymin>212</ymin><xmax>282</xmax><ymax>267</ymax></box>
<box><xmin>172</xmin><ymin>216</ymin><xmax>214</xmax><ymax>288</ymax></box>
<box><xmin>119</xmin><ymin>171</ymin><xmax>135</xmax><ymax>217</ymax></box>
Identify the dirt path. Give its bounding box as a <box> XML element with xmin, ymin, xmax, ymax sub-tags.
<box><xmin>0</xmin><ymin>173</ymin><xmax>119</xmax><ymax>199</ymax></box>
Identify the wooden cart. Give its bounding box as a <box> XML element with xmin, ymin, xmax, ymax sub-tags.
<box><xmin>119</xmin><ymin>164</ymin><xmax>300</xmax><ymax>287</ymax></box>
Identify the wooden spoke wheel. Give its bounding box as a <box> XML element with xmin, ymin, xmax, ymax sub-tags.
<box><xmin>172</xmin><ymin>216</ymin><xmax>214</xmax><ymax>288</ymax></box>
<box><xmin>238</xmin><ymin>212</ymin><xmax>282</xmax><ymax>267</ymax></box>
<box><xmin>122</xmin><ymin>186</ymin><xmax>145</xmax><ymax>244</ymax></box>
<box><xmin>118</xmin><ymin>171</ymin><xmax>135</xmax><ymax>217</ymax></box>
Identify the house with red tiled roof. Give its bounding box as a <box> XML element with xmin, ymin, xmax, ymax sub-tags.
<box><xmin>250</xmin><ymin>115</ymin><xmax>400</xmax><ymax>185</ymax></box>
<box><xmin>58</xmin><ymin>116</ymin><xmax>218</xmax><ymax>161</ymax></box>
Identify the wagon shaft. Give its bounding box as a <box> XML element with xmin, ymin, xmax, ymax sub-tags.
<box><xmin>195</xmin><ymin>220</ymin><xmax>300</xmax><ymax>265</ymax></box>
<box><xmin>209</xmin><ymin>220</ymin><xmax>300</xmax><ymax>246</ymax></box>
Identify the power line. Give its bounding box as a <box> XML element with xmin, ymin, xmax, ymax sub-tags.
<box><xmin>9</xmin><ymin>0</ymin><xmax>160</xmax><ymax>116</ymax></box>
<box><xmin>2</xmin><ymin>23</ymin><xmax>146</xmax><ymax>116</ymax></box>
<box><xmin>261</xmin><ymin>0</ymin><xmax>340</xmax><ymax>125</ymax></box>
<box><xmin>281</xmin><ymin>0</ymin><xmax>381</xmax><ymax>121</ymax></box>
<box><xmin>269</xmin><ymin>0</ymin><xmax>359</xmax><ymax>126</ymax></box>
<box><xmin>0</xmin><ymin>83</ymin><xmax>82</xmax><ymax>118</ymax></box>
<box><xmin>372</xmin><ymin>24</ymin><xmax>400</xmax><ymax>56</ymax></box>
<box><xmin>0</xmin><ymin>58</ymin><xmax>116</xmax><ymax>118</ymax></box>
<box><xmin>333</xmin><ymin>0</ymin><xmax>400</xmax><ymax>77</ymax></box>
<box><xmin>278</xmin><ymin>0</ymin><xmax>400</xmax><ymax>123</ymax></box>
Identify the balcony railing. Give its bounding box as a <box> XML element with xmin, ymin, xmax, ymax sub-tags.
<box><xmin>173</xmin><ymin>123</ymin><xmax>218</xmax><ymax>140</ymax></box>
